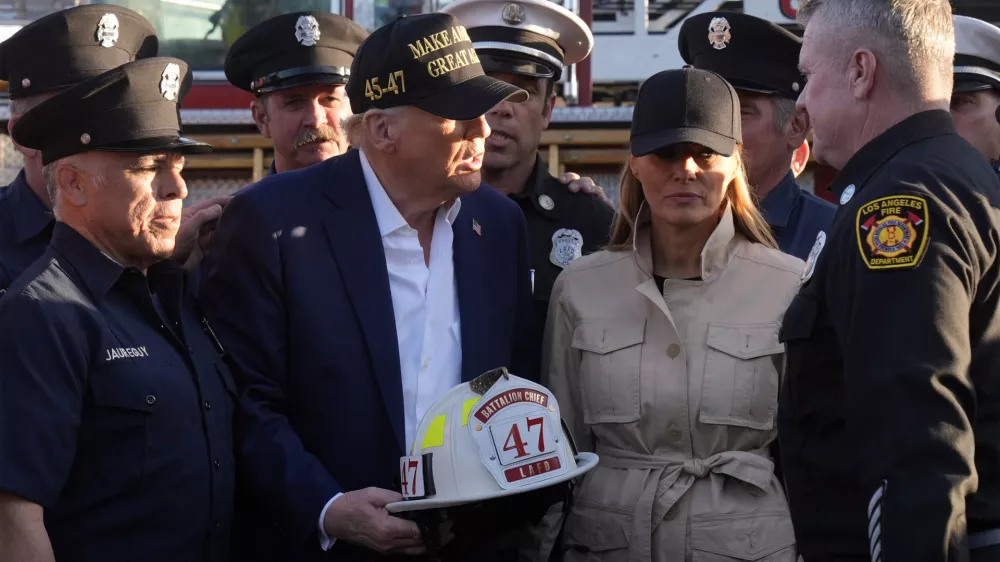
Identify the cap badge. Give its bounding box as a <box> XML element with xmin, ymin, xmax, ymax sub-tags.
<box><xmin>160</xmin><ymin>63</ymin><xmax>181</xmax><ymax>101</ymax></box>
<box><xmin>295</xmin><ymin>15</ymin><xmax>321</xmax><ymax>47</ymax></box>
<box><xmin>708</xmin><ymin>17</ymin><xmax>732</xmax><ymax>50</ymax></box>
<box><xmin>550</xmin><ymin>228</ymin><xmax>583</xmax><ymax>269</ymax></box>
<box><xmin>96</xmin><ymin>13</ymin><xmax>120</xmax><ymax>49</ymax></box>
<box><xmin>502</xmin><ymin>3</ymin><xmax>526</xmax><ymax>25</ymax></box>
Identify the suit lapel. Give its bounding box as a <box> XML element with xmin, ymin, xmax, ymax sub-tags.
<box><xmin>453</xmin><ymin>191</ymin><xmax>490</xmax><ymax>383</ymax></box>
<box><xmin>322</xmin><ymin>151</ymin><xmax>405</xmax><ymax>452</ymax></box>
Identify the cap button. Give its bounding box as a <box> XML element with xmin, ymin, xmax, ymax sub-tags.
<box><xmin>792</xmin><ymin>82</ymin><xmax>801</xmax><ymax>92</ymax></box>
<box><xmin>20</xmin><ymin>77</ymin><xmax>29</xmax><ymax>88</ymax></box>
<box><xmin>80</xmin><ymin>133</ymin><xmax>91</xmax><ymax>145</ymax></box>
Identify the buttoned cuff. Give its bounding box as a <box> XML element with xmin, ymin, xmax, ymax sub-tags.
<box><xmin>317</xmin><ymin>493</ymin><xmax>343</xmax><ymax>551</ymax></box>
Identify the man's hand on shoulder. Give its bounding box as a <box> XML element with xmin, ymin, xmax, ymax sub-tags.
<box><xmin>322</xmin><ymin>487</ymin><xmax>426</xmax><ymax>556</ymax></box>
<box><xmin>173</xmin><ymin>195</ymin><xmax>233</xmax><ymax>270</ymax></box>
<box><xmin>558</xmin><ymin>172</ymin><xmax>608</xmax><ymax>203</ymax></box>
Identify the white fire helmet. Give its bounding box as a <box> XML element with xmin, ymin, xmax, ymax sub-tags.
<box><xmin>387</xmin><ymin>368</ymin><xmax>598</xmax><ymax>513</ymax></box>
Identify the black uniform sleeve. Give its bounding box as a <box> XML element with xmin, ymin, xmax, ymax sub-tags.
<box><xmin>828</xmin><ymin>186</ymin><xmax>985</xmax><ymax>562</ymax></box>
<box><xmin>199</xmin><ymin>194</ymin><xmax>342</xmax><ymax>547</ymax></box>
<box><xmin>0</xmin><ymin>294</ymin><xmax>89</xmax><ymax>506</ymax></box>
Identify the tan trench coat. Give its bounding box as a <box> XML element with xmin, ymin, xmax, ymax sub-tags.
<box><xmin>542</xmin><ymin>209</ymin><xmax>804</xmax><ymax>562</ymax></box>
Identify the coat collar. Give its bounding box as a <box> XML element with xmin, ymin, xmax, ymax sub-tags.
<box><xmin>633</xmin><ymin>205</ymin><xmax>738</xmax><ymax>284</ymax></box>
<box><xmin>9</xmin><ymin>170</ymin><xmax>54</xmax><ymax>244</ymax></box>
<box><xmin>758</xmin><ymin>172</ymin><xmax>798</xmax><ymax>229</ymax></box>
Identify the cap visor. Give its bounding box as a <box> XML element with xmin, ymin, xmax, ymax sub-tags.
<box><xmin>98</xmin><ymin>136</ymin><xmax>214</xmax><ymax>155</ymax></box>
<box><xmin>415</xmin><ymin>75</ymin><xmax>528</xmax><ymax>121</ymax></box>
<box><xmin>257</xmin><ymin>73</ymin><xmax>349</xmax><ymax>94</ymax></box>
<box><xmin>631</xmin><ymin>128</ymin><xmax>738</xmax><ymax>158</ymax></box>
<box><xmin>385</xmin><ymin>452</ymin><xmax>599</xmax><ymax>514</ymax></box>
<box><xmin>953</xmin><ymin>78</ymin><xmax>997</xmax><ymax>93</ymax></box>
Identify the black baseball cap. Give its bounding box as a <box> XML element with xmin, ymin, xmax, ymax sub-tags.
<box><xmin>631</xmin><ymin>67</ymin><xmax>742</xmax><ymax>158</ymax></box>
<box><xmin>12</xmin><ymin>57</ymin><xmax>212</xmax><ymax>166</ymax></box>
<box><xmin>0</xmin><ymin>4</ymin><xmax>158</xmax><ymax>100</ymax></box>
<box><xmin>347</xmin><ymin>13</ymin><xmax>527</xmax><ymax>121</ymax></box>
<box><xmin>225</xmin><ymin>12</ymin><xmax>369</xmax><ymax>95</ymax></box>
<box><xmin>679</xmin><ymin>12</ymin><xmax>803</xmax><ymax>100</ymax></box>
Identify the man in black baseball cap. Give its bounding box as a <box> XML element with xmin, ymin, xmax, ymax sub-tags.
<box><xmin>200</xmin><ymin>12</ymin><xmax>538</xmax><ymax>561</ymax></box>
<box><xmin>951</xmin><ymin>15</ymin><xmax>1000</xmax><ymax>171</ymax></box>
<box><xmin>0</xmin><ymin>57</ymin><xmax>236</xmax><ymax>562</ymax></box>
<box><xmin>680</xmin><ymin>11</ymin><xmax>834</xmax><ymax>261</ymax></box>
<box><xmin>226</xmin><ymin>12</ymin><xmax>369</xmax><ymax>174</ymax></box>
<box><xmin>0</xmin><ymin>5</ymin><xmax>226</xmax><ymax>295</ymax></box>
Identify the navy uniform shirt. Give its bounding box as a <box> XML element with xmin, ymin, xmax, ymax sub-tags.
<box><xmin>511</xmin><ymin>155</ymin><xmax>615</xmax><ymax>327</ymax></box>
<box><xmin>0</xmin><ymin>223</ymin><xmax>236</xmax><ymax>562</ymax></box>
<box><xmin>778</xmin><ymin>110</ymin><xmax>1000</xmax><ymax>561</ymax></box>
<box><xmin>0</xmin><ymin>170</ymin><xmax>54</xmax><ymax>292</ymax></box>
<box><xmin>758</xmin><ymin>171</ymin><xmax>836</xmax><ymax>260</ymax></box>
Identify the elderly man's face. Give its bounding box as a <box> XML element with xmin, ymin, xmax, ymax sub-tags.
<box><xmin>797</xmin><ymin>20</ymin><xmax>857</xmax><ymax>170</ymax></box>
<box><xmin>951</xmin><ymin>89</ymin><xmax>1000</xmax><ymax>162</ymax></box>
<box><xmin>394</xmin><ymin>108</ymin><xmax>490</xmax><ymax>196</ymax></box>
<box><xmin>253</xmin><ymin>83</ymin><xmax>352</xmax><ymax>172</ymax></box>
<box><xmin>77</xmin><ymin>151</ymin><xmax>188</xmax><ymax>266</ymax></box>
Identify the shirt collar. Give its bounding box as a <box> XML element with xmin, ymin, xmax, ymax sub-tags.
<box><xmin>9</xmin><ymin>170</ymin><xmax>54</xmax><ymax>244</ymax></box>
<box><xmin>634</xmin><ymin>204</ymin><xmax>738</xmax><ymax>284</ymax></box>
<box><xmin>829</xmin><ymin>110</ymin><xmax>956</xmax><ymax>201</ymax></box>
<box><xmin>359</xmin><ymin>148</ymin><xmax>461</xmax><ymax>237</ymax></box>
<box><xmin>758</xmin><ymin>172</ymin><xmax>798</xmax><ymax>229</ymax></box>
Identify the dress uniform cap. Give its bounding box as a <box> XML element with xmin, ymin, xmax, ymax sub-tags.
<box><xmin>225</xmin><ymin>12</ymin><xmax>369</xmax><ymax>94</ymax></box>
<box><xmin>441</xmin><ymin>0</ymin><xmax>593</xmax><ymax>80</ymax></box>
<box><xmin>953</xmin><ymin>15</ymin><xmax>1000</xmax><ymax>93</ymax></box>
<box><xmin>631</xmin><ymin>67</ymin><xmax>742</xmax><ymax>158</ymax></box>
<box><xmin>0</xmin><ymin>5</ymin><xmax>157</xmax><ymax>100</ymax></box>
<box><xmin>679</xmin><ymin>11</ymin><xmax>802</xmax><ymax>100</ymax></box>
<box><xmin>347</xmin><ymin>13</ymin><xmax>527</xmax><ymax>121</ymax></box>
<box><xmin>12</xmin><ymin>57</ymin><xmax>211</xmax><ymax>166</ymax></box>
<box><xmin>387</xmin><ymin>368</ymin><xmax>597</xmax><ymax>513</ymax></box>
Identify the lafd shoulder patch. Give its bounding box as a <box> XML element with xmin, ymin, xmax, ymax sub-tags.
<box><xmin>856</xmin><ymin>195</ymin><xmax>929</xmax><ymax>270</ymax></box>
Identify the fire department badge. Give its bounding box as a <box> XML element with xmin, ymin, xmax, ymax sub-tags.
<box><xmin>502</xmin><ymin>3</ymin><xmax>526</xmax><ymax>25</ymax></box>
<box><xmin>96</xmin><ymin>13</ymin><xmax>119</xmax><ymax>48</ymax></box>
<box><xmin>708</xmin><ymin>17</ymin><xmax>732</xmax><ymax>50</ymax></box>
<box><xmin>295</xmin><ymin>15</ymin><xmax>321</xmax><ymax>46</ymax></box>
<box><xmin>160</xmin><ymin>63</ymin><xmax>181</xmax><ymax>101</ymax></box>
<box><xmin>550</xmin><ymin>228</ymin><xmax>583</xmax><ymax>268</ymax></box>
<box><xmin>856</xmin><ymin>195</ymin><xmax>929</xmax><ymax>270</ymax></box>
<box><xmin>801</xmin><ymin>230</ymin><xmax>825</xmax><ymax>283</ymax></box>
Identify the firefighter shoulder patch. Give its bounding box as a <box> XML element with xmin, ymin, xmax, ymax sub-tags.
<box><xmin>856</xmin><ymin>195</ymin><xmax>929</xmax><ymax>270</ymax></box>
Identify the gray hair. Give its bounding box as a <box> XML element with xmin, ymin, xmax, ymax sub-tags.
<box><xmin>771</xmin><ymin>97</ymin><xmax>798</xmax><ymax>133</ymax></box>
<box><xmin>42</xmin><ymin>154</ymin><xmax>104</xmax><ymax>215</ymax></box>
<box><xmin>342</xmin><ymin>106</ymin><xmax>407</xmax><ymax>148</ymax></box>
<box><xmin>798</xmin><ymin>0</ymin><xmax>955</xmax><ymax>96</ymax></box>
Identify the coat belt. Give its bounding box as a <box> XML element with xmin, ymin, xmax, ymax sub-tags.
<box><xmin>595</xmin><ymin>444</ymin><xmax>775</xmax><ymax>562</ymax></box>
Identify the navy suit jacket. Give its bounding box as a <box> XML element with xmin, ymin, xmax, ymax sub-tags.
<box><xmin>199</xmin><ymin>149</ymin><xmax>539</xmax><ymax>560</ymax></box>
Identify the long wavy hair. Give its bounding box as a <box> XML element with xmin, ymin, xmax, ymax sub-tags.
<box><xmin>606</xmin><ymin>147</ymin><xmax>777</xmax><ymax>251</ymax></box>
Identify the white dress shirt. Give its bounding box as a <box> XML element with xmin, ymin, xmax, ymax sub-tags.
<box><xmin>318</xmin><ymin>149</ymin><xmax>463</xmax><ymax>549</ymax></box>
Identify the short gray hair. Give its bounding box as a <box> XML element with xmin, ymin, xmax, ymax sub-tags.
<box><xmin>42</xmin><ymin>154</ymin><xmax>103</xmax><ymax>215</ymax></box>
<box><xmin>798</xmin><ymin>0</ymin><xmax>955</xmax><ymax>96</ymax></box>
<box><xmin>771</xmin><ymin>97</ymin><xmax>798</xmax><ymax>133</ymax></box>
<box><xmin>342</xmin><ymin>107</ymin><xmax>407</xmax><ymax>148</ymax></box>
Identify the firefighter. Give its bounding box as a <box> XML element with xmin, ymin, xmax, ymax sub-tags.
<box><xmin>679</xmin><ymin>11</ymin><xmax>835</xmax><ymax>260</ymax></box>
<box><xmin>442</xmin><ymin>0</ymin><xmax>616</xmax><ymax>327</ymax></box>
<box><xmin>951</xmin><ymin>15</ymin><xmax>1000</xmax><ymax>170</ymax></box>
<box><xmin>779</xmin><ymin>1</ymin><xmax>1000</xmax><ymax>560</ymax></box>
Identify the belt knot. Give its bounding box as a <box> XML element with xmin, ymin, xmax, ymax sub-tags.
<box><xmin>683</xmin><ymin>458</ymin><xmax>709</xmax><ymax>478</ymax></box>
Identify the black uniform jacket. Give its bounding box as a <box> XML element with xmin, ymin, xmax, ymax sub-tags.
<box><xmin>777</xmin><ymin>110</ymin><xmax>1000</xmax><ymax>562</ymax></box>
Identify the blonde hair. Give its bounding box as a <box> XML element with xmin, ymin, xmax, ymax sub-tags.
<box><xmin>606</xmin><ymin>147</ymin><xmax>777</xmax><ymax>251</ymax></box>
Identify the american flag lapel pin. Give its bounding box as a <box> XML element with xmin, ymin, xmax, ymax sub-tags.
<box><xmin>472</xmin><ymin>219</ymin><xmax>482</xmax><ymax>236</ymax></box>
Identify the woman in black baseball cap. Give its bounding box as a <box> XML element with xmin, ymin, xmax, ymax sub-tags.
<box><xmin>537</xmin><ymin>67</ymin><xmax>804</xmax><ymax>561</ymax></box>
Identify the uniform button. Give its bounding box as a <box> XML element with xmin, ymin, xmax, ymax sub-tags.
<box><xmin>145</xmin><ymin>395</ymin><xmax>157</xmax><ymax>406</ymax></box>
<box><xmin>667</xmin><ymin>344</ymin><xmax>681</xmax><ymax>358</ymax></box>
<box><xmin>214</xmin><ymin>459</ymin><xmax>221</xmax><ymax>470</ymax></box>
<box><xmin>204</xmin><ymin>400</ymin><xmax>212</xmax><ymax>411</ymax></box>
<box><xmin>667</xmin><ymin>426</ymin><xmax>682</xmax><ymax>442</ymax></box>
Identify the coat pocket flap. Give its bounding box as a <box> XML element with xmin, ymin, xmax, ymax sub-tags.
<box><xmin>571</xmin><ymin>321</ymin><xmax>645</xmax><ymax>355</ymax></box>
<box><xmin>563</xmin><ymin>502</ymin><xmax>631</xmax><ymax>552</ymax></box>
<box><xmin>90</xmin><ymin>367</ymin><xmax>157</xmax><ymax>413</ymax></box>
<box><xmin>690</xmin><ymin>511</ymin><xmax>796</xmax><ymax>560</ymax></box>
<box><xmin>706</xmin><ymin>323</ymin><xmax>783</xmax><ymax>360</ymax></box>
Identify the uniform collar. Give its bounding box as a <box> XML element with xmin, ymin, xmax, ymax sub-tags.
<box><xmin>829</xmin><ymin>110</ymin><xmax>957</xmax><ymax>201</ymax></box>
<box><xmin>758</xmin><ymin>172</ymin><xmax>797</xmax><ymax>229</ymax></box>
<box><xmin>9</xmin><ymin>170</ymin><xmax>54</xmax><ymax>244</ymax></box>
<box><xmin>49</xmin><ymin>222</ymin><xmax>184</xmax><ymax>303</ymax></box>
<box><xmin>267</xmin><ymin>161</ymin><xmax>278</xmax><ymax>176</ymax></box>
<box><xmin>634</xmin><ymin>204</ymin><xmax>738</xmax><ymax>284</ymax></box>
